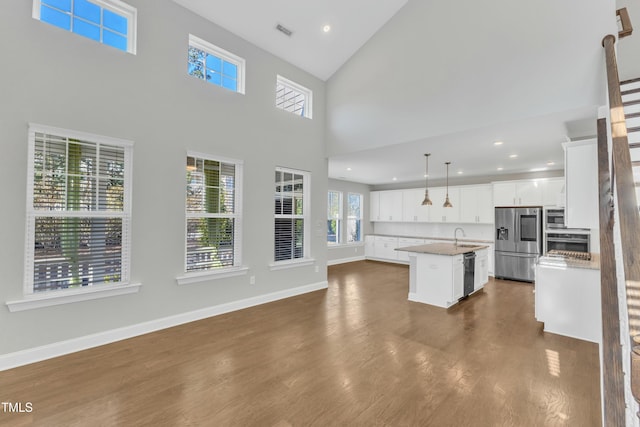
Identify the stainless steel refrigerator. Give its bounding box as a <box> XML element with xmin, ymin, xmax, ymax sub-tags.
<box><xmin>494</xmin><ymin>207</ymin><xmax>543</xmax><ymax>282</ymax></box>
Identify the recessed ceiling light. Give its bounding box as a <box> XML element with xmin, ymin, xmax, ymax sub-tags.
<box><xmin>494</xmin><ymin>141</ymin><xmax>504</xmax><ymax>146</ymax></box>
<box><xmin>497</xmin><ymin>167</ymin><xmax>504</xmax><ymax>171</ymax></box>
<box><xmin>346</xmin><ymin>167</ymin><xmax>352</xmax><ymax>171</ymax></box>
<box><xmin>530</xmin><ymin>167</ymin><xmax>548</xmax><ymax>172</ymax></box>
<box><xmin>392</xmin><ymin>177</ymin><xmax>397</xmax><ymax>181</ymax></box>
<box><xmin>457</xmin><ymin>171</ymin><xmax>463</xmax><ymax>175</ymax></box>
<box><xmin>547</xmin><ymin>161</ymin><xmax>555</xmax><ymax>166</ymax></box>
<box><xmin>509</xmin><ymin>154</ymin><xmax>518</xmax><ymax>158</ymax></box>
<box><xmin>322</xmin><ymin>24</ymin><xmax>331</xmax><ymax>33</ymax></box>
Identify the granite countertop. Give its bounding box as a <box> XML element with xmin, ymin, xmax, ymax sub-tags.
<box><xmin>395</xmin><ymin>242</ymin><xmax>490</xmax><ymax>256</ymax></box>
<box><xmin>538</xmin><ymin>253</ymin><xmax>601</xmax><ymax>270</ymax></box>
<box><xmin>372</xmin><ymin>234</ymin><xmax>493</xmax><ymax>244</ymax></box>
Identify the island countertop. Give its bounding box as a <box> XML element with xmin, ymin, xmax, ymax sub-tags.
<box><xmin>395</xmin><ymin>243</ymin><xmax>489</xmax><ymax>256</ymax></box>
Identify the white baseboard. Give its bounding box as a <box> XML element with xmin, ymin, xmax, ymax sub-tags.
<box><xmin>327</xmin><ymin>255</ymin><xmax>366</xmax><ymax>266</ymax></box>
<box><xmin>0</xmin><ymin>281</ymin><xmax>328</xmax><ymax>371</ymax></box>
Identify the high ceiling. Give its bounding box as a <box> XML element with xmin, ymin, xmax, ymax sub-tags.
<box><xmin>174</xmin><ymin>0</ymin><xmax>619</xmax><ymax>186</ymax></box>
<box><xmin>172</xmin><ymin>0</ymin><xmax>408</xmax><ymax>81</ymax></box>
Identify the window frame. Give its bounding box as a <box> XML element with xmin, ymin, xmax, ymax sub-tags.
<box><xmin>177</xmin><ymin>151</ymin><xmax>246</xmax><ymax>285</ymax></box>
<box><xmin>23</xmin><ymin>123</ymin><xmax>134</xmax><ymax>297</ymax></box>
<box><xmin>327</xmin><ymin>190</ymin><xmax>343</xmax><ymax>246</ymax></box>
<box><xmin>32</xmin><ymin>0</ymin><xmax>137</xmax><ymax>54</ymax></box>
<box><xmin>276</xmin><ymin>75</ymin><xmax>313</xmax><ymax>119</ymax></box>
<box><xmin>347</xmin><ymin>192</ymin><xmax>364</xmax><ymax>244</ymax></box>
<box><xmin>271</xmin><ymin>167</ymin><xmax>312</xmax><ymax>269</ymax></box>
<box><xmin>188</xmin><ymin>34</ymin><xmax>246</xmax><ymax>95</ymax></box>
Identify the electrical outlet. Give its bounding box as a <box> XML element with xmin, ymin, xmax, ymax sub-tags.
<box><xmin>249</xmin><ymin>276</ymin><xmax>255</xmax><ymax>285</ymax></box>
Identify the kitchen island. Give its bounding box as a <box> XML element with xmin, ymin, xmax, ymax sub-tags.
<box><xmin>396</xmin><ymin>243</ymin><xmax>489</xmax><ymax>308</ymax></box>
<box><xmin>535</xmin><ymin>252</ymin><xmax>601</xmax><ymax>343</ymax></box>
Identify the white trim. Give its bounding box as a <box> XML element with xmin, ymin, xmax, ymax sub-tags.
<box><xmin>29</xmin><ymin>123</ymin><xmax>134</xmax><ymax>147</ymax></box>
<box><xmin>176</xmin><ymin>266</ymin><xmax>249</xmax><ymax>285</ymax></box>
<box><xmin>327</xmin><ymin>256</ymin><xmax>366</xmax><ymax>266</ymax></box>
<box><xmin>6</xmin><ymin>282</ymin><xmax>141</xmax><ymax>312</ymax></box>
<box><xmin>188</xmin><ymin>34</ymin><xmax>246</xmax><ymax>94</ymax></box>
<box><xmin>276</xmin><ymin>74</ymin><xmax>313</xmax><ymax>119</ymax></box>
<box><xmin>0</xmin><ymin>280</ymin><xmax>328</xmax><ymax>371</ymax></box>
<box><xmin>269</xmin><ymin>258</ymin><xmax>316</xmax><ymax>271</ymax></box>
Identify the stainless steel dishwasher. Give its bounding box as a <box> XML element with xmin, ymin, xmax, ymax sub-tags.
<box><xmin>463</xmin><ymin>252</ymin><xmax>476</xmax><ymax>297</ymax></box>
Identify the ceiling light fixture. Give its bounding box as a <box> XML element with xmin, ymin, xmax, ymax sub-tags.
<box><xmin>392</xmin><ymin>177</ymin><xmax>397</xmax><ymax>181</ymax></box>
<box><xmin>443</xmin><ymin>161</ymin><xmax>453</xmax><ymax>208</ymax></box>
<box><xmin>323</xmin><ymin>24</ymin><xmax>331</xmax><ymax>33</ymax></box>
<box><xmin>497</xmin><ymin>167</ymin><xmax>504</xmax><ymax>171</ymax></box>
<box><xmin>494</xmin><ymin>141</ymin><xmax>504</xmax><ymax>146</ymax></box>
<box><xmin>547</xmin><ymin>161</ymin><xmax>555</xmax><ymax>166</ymax></box>
<box><xmin>346</xmin><ymin>167</ymin><xmax>352</xmax><ymax>171</ymax></box>
<box><xmin>457</xmin><ymin>171</ymin><xmax>463</xmax><ymax>175</ymax></box>
<box><xmin>509</xmin><ymin>154</ymin><xmax>518</xmax><ymax>158</ymax></box>
<box><xmin>421</xmin><ymin>153</ymin><xmax>432</xmax><ymax>206</ymax></box>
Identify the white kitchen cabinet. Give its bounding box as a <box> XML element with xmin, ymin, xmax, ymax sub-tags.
<box><xmin>364</xmin><ymin>235</ymin><xmax>375</xmax><ymax>258</ymax></box>
<box><xmin>369</xmin><ymin>191</ymin><xmax>381</xmax><ymax>221</ymax></box>
<box><xmin>402</xmin><ymin>188</ymin><xmax>429</xmax><ymax>222</ymax></box>
<box><xmin>459</xmin><ymin>185</ymin><xmax>493</xmax><ymax>223</ymax></box>
<box><xmin>429</xmin><ymin>187</ymin><xmax>460</xmax><ymax>222</ymax></box>
<box><xmin>474</xmin><ymin>249</ymin><xmax>489</xmax><ymax>290</ymax></box>
<box><xmin>373</xmin><ymin>236</ymin><xmax>399</xmax><ymax>260</ymax></box>
<box><xmin>564</xmin><ymin>140</ymin><xmax>598</xmax><ymax>229</ymax></box>
<box><xmin>397</xmin><ymin>237</ymin><xmax>425</xmax><ymax>262</ymax></box>
<box><xmin>541</xmin><ymin>178</ymin><xmax>564</xmax><ymax>207</ymax></box>
<box><xmin>452</xmin><ymin>255</ymin><xmax>464</xmax><ymax>300</ymax></box>
<box><xmin>492</xmin><ymin>180</ymin><xmax>544</xmax><ymax>206</ymax></box>
<box><xmin>378</xmin><ymin>190</ymin><xmax>403</xmax><ymax>222</ymax></box>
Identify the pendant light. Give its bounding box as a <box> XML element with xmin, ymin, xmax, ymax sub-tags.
<box><xmin>421</xmin><ymin>153</ymin><xmax>432</xmax><ymax>206</ymax></box>
<box><xmin>443</xmin><ymin>161</ymin><xmax>453</xmax><ymax>208</ymax></box>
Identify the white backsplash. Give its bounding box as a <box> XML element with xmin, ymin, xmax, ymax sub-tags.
<box><xmin>372</xmin><ymin>222</ymin><xmax>495</xmax><ymax>241</ymax></box>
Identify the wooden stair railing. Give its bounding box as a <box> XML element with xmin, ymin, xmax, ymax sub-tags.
<box><xmin>603</xmin><ymin>33</ymin><xmax>640</xmax><ymax>423</ymax></box>
<box><xmin>618</xmin><ymin>8</ymin><xmax>633</xmax><ymax>39</ymax></box>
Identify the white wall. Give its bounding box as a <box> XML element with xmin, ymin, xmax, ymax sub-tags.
<box><xmin>0</xmin><ymin>0</ymin><xmax>327</xmax><ymax>356</ymax></box>
<box><xmin>327</xmin><ymin>179</ymin><xmax>372</xmax><ymax>264</ymax></box>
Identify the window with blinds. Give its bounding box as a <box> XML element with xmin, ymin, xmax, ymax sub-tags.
<box><xmin>33</xmin><ymin>0</ymin><xmax>137</xmax><ymax>54</ymax></box>
<box><xmin>276</xmin><ymin>75</ymin><xmax>313</xmax><ymax>119</ymax></box>
<box><xmin>185</xmin><ymin>153</ymin><xmax>242</xmax><ymax>272</ymax></box>
<box><xmin>274</xmin><ymin>168</ymin><xmax>308</xmax><ymax>262</ymax></box>
<box><xmin>347</xmin><ymin>193</ymin><xmax>363</xmax><ymax>243</ymax></box>
<box><xmin>25</xmin><ymin>124</ymin><xmax>132</xmax><ymax>294</ymax></box>
<box><xmin>327</xmin><ymin>191</ymin><xmax>342</xmax><ymax>245</ymax></box>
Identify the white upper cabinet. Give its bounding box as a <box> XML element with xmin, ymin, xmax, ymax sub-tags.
<box><xmin>429</xmin><ymin>187</ymin><xmax>460</xmax><ymax>222</ymax></box>
<box><xmin>370</xmin><ymin>191</ymin><xmax>381</xmax><ymax>221</ymax></box>
<box><xmin>459</xmin><ymin>185</ymin><xmax>493</xmax><ymax>223</ymax></box>
<box><xmin>378</xmin><ymin>190</ymin><xmax>403</xmax><ymax>221</ymax></box>
<box><xmin>492</xmin><ymin>179</ymin><xmax>563</xmax><ymax>207</ymax></box>
<box><xmin>564</xmin><ymin>140</ymin><xmax>598</xmax><ymax>228</ymax></box>
<box><xmin>402</xmin><ymin>188</ymin><xmax>429</xmax><ymax>222</ymax></box>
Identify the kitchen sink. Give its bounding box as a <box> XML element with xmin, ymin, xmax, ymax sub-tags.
<box><xmin>455</xmin><ymin>244</ymin><xmax>480</xmax><ymax>248</ymax></box>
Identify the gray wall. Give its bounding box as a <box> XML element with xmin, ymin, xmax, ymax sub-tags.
<box><xmin>327</xmin><ymin>179</ymin><xmax>372</xmax><ymax>264</ymax></box>
<box><xmin>0</xmin><ymin>0</ymin><xmax>327</xmax><ymax>355</ymax></box>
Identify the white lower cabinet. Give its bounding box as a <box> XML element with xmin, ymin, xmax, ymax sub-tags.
<box><xmin>373</xmin><ymin>236</ymin><xmax>399</xmax><ymax>261</ymax></box>
<box><xmin>397</xmin><ymin>238</ymin><xmax>425</xmax><ymax>262</ymax></box>
<box><xmin>452</xmin><ymin>255</ymin><xmax>464</xmax><ymax>300</ymax></box>
<box><xmin>474</xmin><ymin>249</ymin><xmax>489</xmax><ymax>290</ymax></box>
<box><xmin>364</xmin><ymin>235</ymin><xmax>375</xmax><ymax>258</ymax></box>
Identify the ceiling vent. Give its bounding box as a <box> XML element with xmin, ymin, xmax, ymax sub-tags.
<box><xmin>276</xmin><ymin>24</ymin><xmax>293</xmax><ymax>37</ymax></box>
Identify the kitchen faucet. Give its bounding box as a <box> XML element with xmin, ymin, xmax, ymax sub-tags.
<box><xmin>454</xmin><ymin>227</ymin><xmax>466</xmax><ymax>246</ymax></box>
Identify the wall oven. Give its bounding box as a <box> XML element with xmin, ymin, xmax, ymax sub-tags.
<box><xmin>546</xmin><ymin>231</ymin><xmax>590</xmax><ymax>253</ymax></box>
<box><xmin>545</xmin><ymin>208</ymin><xmax>566</xmax><ymax>229</ymax></box>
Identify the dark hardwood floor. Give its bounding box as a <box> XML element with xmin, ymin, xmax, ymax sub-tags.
<box><xmin>0</xmin><ymin>260</ymin><xmax>601</xmax><ymax>426</ymax></box>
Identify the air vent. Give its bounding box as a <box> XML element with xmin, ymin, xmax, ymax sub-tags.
<box><xmin>276</xmin><ymin>24</ymin><xmax>293</xmax><ymax>37</ymax></box>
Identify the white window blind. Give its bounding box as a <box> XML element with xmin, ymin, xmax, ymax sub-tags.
<box><xmin>274</xmin><ymin>168</ymin><xmax>309</xmax><ymax>262</ymax></box>
<box><xmin>25</xmin><ymin>124</ymin><xmax>132</xmax><ymax>294</ymax></box>
<box><xmin>185</xmin><ymin>153</ymin><xmax>242</xmax><ymax>272</ymax></box>
<box><xmin>327</xmin><ymin>191</ymin><xmax>342</xmax><ymax>245</ymax></box>
<box><xmin>347</xmin><ymin>193</ymin><xmax>363</xmax><ymax>243</ymax></box>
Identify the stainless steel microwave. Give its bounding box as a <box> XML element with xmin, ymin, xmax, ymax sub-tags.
<box><xmin>545</xmin><ymin>208</ymin><xmax>565</xmax><ymax>229</ymax></box>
